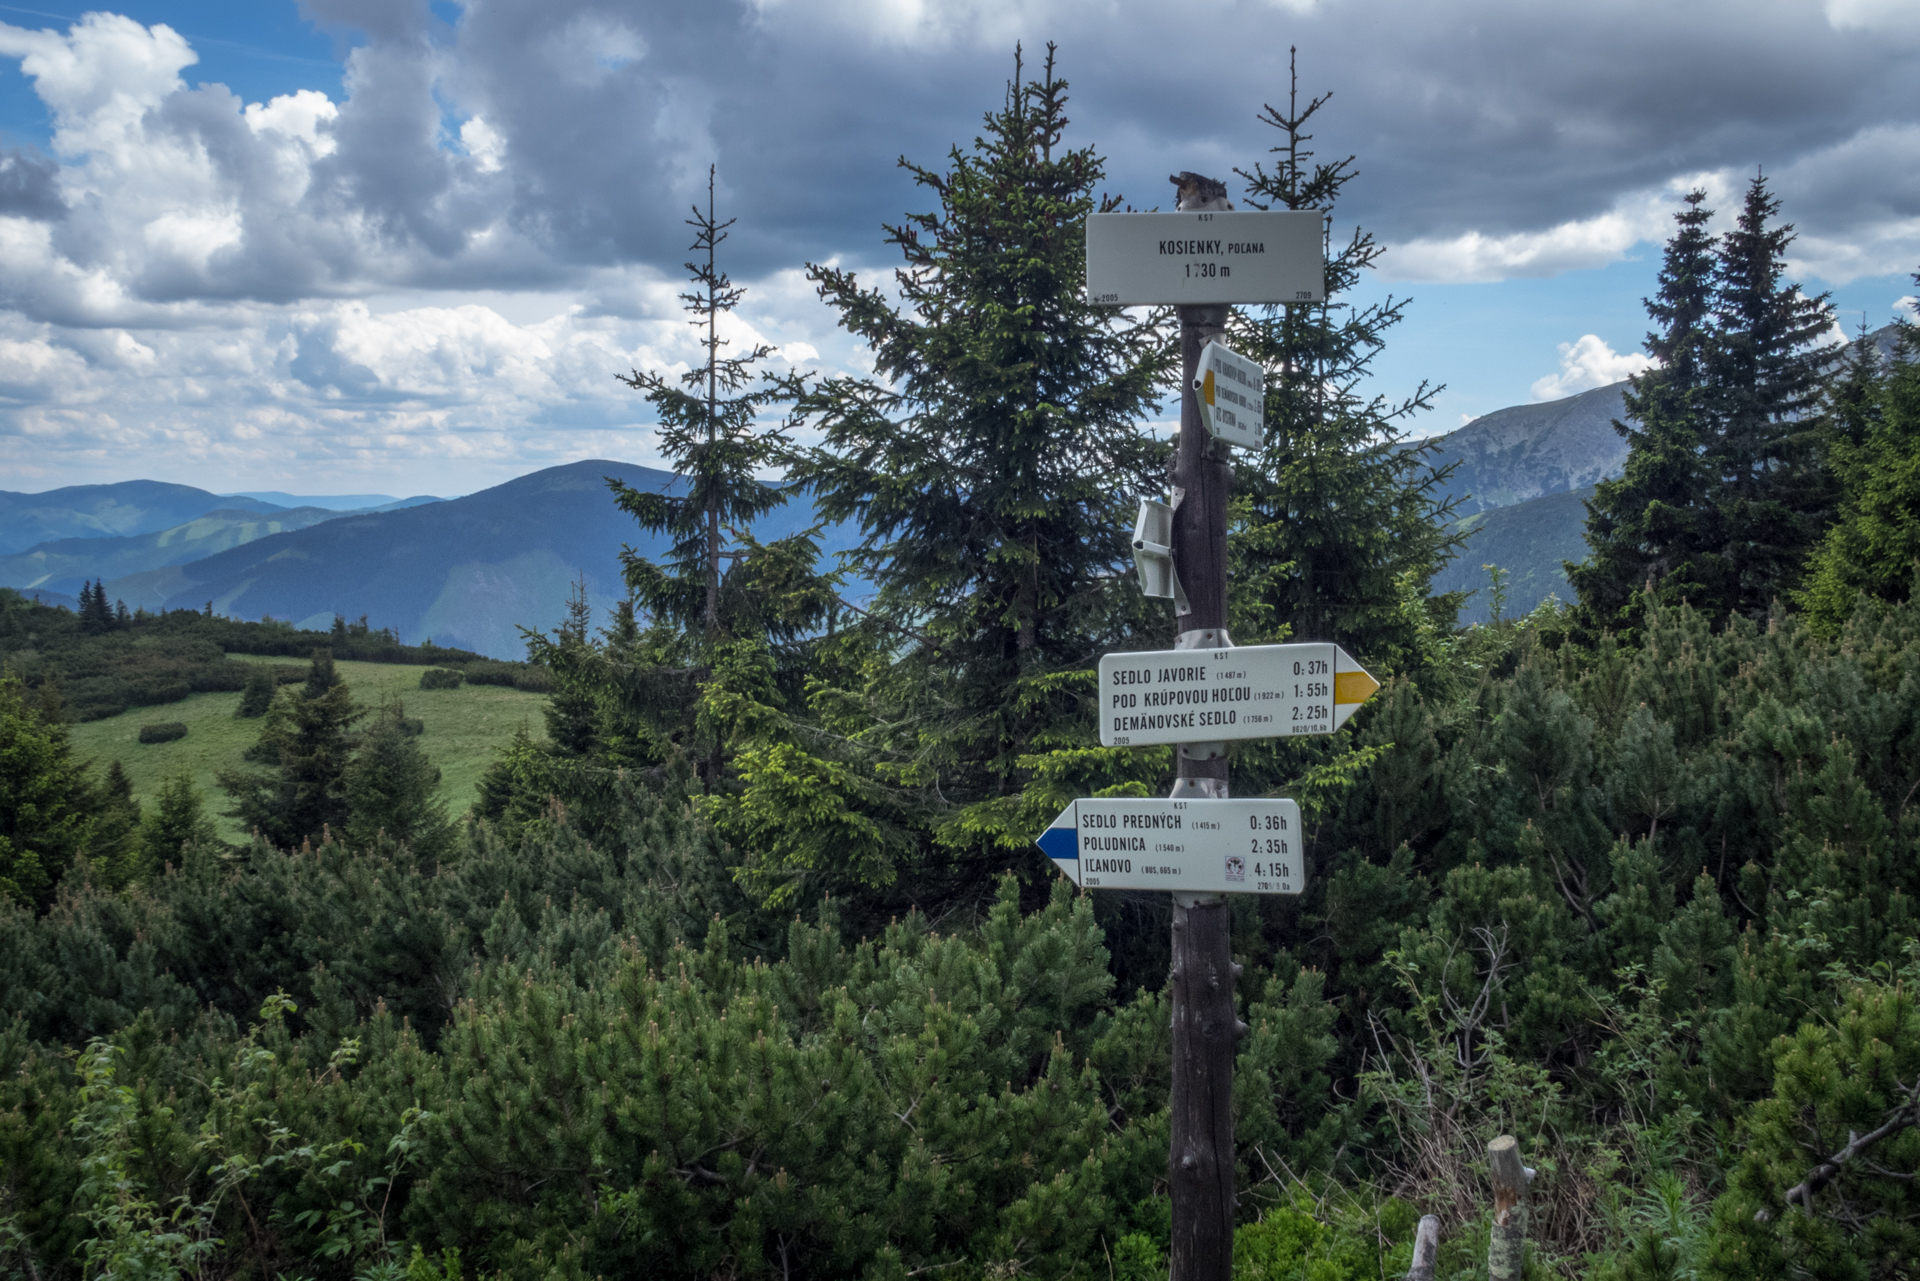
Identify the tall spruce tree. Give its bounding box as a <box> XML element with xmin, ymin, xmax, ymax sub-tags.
<box><xmin>1569</xmin><ymin>190</ymin><xmax>1724</xmax><ymax>628</ymax></box>
<box><xmin>783</xmin><ymin>44</ymin><xmax>1169</xmax><ymax>804</ymax></box>
<box><xmin>1708</xmin><ymin>173</ymin><xmax>1837</xmax><ymax>616</ymax></box>
<box><xmin>1229</xmin><ymin>54</ymin><xmax>1462</xmax><ymax>663</ymax></box>
<box><xmin>1571</xmin><ymin>177</ymin><xmax>1835</xmax><ymax>631</ymax></box>
<box><xmin>611</xmin><ymin>166</ymin><xmax>791</xmax><ymax>644</ymax></box>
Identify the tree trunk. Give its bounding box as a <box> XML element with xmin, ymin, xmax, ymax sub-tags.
<box><xmin>1487</xmin><ymin>1135</ymin><xmax>1530</xmax><ymax>1281</ymax></box>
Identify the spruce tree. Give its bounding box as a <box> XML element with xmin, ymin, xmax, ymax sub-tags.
<box><xmin>344</xmin><ymin>698</ymin><xmax>453</xmax><ymax>859</ymax></box>
<box><xmin>773</xmin><ymin>45</ymin><xmax>1171</xmax><ymax>861</ymax></box>
<box><xmin>1230</xmin><ymin>53</ymin><xmax>1463</xmax><ymax>660</ymax></box>
<box><xmin>1798</xmin><ymin>313</ymin><xmax>1920</xmax><ymax>631</ymax></box>
<box><xmin>88</xmin><ymin>759</ymin><xmax>143</xmax><ymax>888</ymax></box>
<box><xmin>78</xmin><ymin>580</ymin><xmax>112</xmax><ymax>636</ymax></box>
<box><xmin>235</xmin><ymin>665</ymin><xmax>276</xmax><ymax>719</ymax></box>
<box><xmin>136</xmin><ymin>773</ymin><xmax>218</xmax><ymax>866</ymax></box>
<box><xmin>218</xmin><ymin>647</ymin><xmax>361</xmax><ymax>847</ymax></box>
<box><xmin>1707</xmin><ymin>172</ymin><xmax>1836</xmax><ymax>616</ymax></box>
<box><xmin>611</xmin><ymin>166</ymin><xmax>791</xmax><ymax>643</ymax></box>
<box><xmin>0</xmin><ymin>674</ymin><xmax>93</xmax><ymax>907</ymax></box>
<box><xmin>1570</xmin><ymin>190</ymin><xmax>1723</xmax><ymax>630</ymax></box>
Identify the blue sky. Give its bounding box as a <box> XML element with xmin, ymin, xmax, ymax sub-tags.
<box><xmin>0</xmin><ymin>0</ymin><xmax>1916</xmax><ymax>495</ymax></box>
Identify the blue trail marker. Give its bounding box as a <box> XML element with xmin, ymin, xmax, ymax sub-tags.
<box><xmin>1039</xmin><ymin>797</ymin><xmax>1304</xmax><ymax>895</ymax></box>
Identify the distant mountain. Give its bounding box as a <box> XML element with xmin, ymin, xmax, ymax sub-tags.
<box><xmin>1433</xmin><ymin>487</ymin><xmax>1592</xmax><ymax>626</ymax></box>
<box><xmin>109</xmin><ymin>460</ymin><xmax>849</xmax><ymax>659</ymax></box>
<box><xmin>0</xmin><ymin>480</ymin><xmax>283</xmax><ymax>555</ymax></box>
<box><xmin>224</xmin><ymin>491</ymin><xmax>445</xmax><ymax>513</ymax></box>
<box><xmin>1425</xmin><ymin>381</ymin><xmax>1630</xmax><ymax>517</ymax></box>
<box><xmin>0</xmin><ymin>506</ymin><xmax>353</xmax><ymax>599</ymax></box>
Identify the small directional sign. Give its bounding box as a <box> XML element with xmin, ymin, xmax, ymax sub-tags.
<box><xmin>1086</xmin><ymin>210</ymin><xmax>1324</xmax><ymax>306</ymax></box>
<box><xmin>1098</xmin><ymin>642</ymin><xmax>1380</xmax><ymax>748</ymax></box>
<box><xmin>1037</xmin><ymin>796</ymin><xmax>1304</xmax><ymax>895</ymax></box>
<box><xmin>1195</xmin><ymin>341</ymin><xmax>1264</xmax><ymax>449</ymax></box>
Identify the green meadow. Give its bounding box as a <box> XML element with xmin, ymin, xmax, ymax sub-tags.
<box><xmin>67</xmin><ymin>655</ymin><xmax>548</xmax><ymax>843</ymax></box>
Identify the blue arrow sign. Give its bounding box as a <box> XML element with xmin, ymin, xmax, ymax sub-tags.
<box><xmin>1035</xmin><ymin>796</ymin><xmax>1304</xmax><ymax>895</ymax></box>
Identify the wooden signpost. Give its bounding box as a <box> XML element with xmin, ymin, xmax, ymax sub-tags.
<box><xmin>1047</xmin><ymin>170</ymin><xmax>1361</xmax><ymax>1281</ymax></box>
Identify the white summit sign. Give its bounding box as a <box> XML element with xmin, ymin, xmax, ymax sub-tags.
<box><xmin>1085</xmin><ymin>210</ymin><xmax>1324</xmax><ymax>306</ymax></box>
<box><xmin>1098</xmin><ymin>641</ymin><xmax>1380</xmax><ymax>748</ymax></box>
<box><xmin>1037</xmin><ymin>797</ymin><xmax>1304</xmax><ymax>895</ymax></box>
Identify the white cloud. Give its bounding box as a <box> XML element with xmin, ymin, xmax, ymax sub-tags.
<box><xmin>459</xmin><ymin>116</ymin><xmax>505</xmax><ymax>173</ymax></box>
<box><xmin>1825</xmin><ymin>0</ymin><xmax>1920</xmax><ymax>36</ymax></box>
<box><xmin>1380</xmin><ymin>176</ymin><xmax>1736</xmax><ymax>283</ymax></box>
<box><xmin>1530</xmin><ymin>335</ymin><xmax>1653</xmax><ymax>401</ymax></box>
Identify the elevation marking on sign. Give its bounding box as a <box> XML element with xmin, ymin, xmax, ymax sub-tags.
<box><xmin>1085</xmin><ymin>210</ymin><xmax>1324</xmax><ymax>306</ymax></box>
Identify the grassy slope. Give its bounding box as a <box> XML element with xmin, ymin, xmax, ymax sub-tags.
<box><xmin>68</xmin><ymin>656</ymin><xmax>549</xmax><ymax>842</ymax></box>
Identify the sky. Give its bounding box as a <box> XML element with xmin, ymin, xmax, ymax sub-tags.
<box><xmin>0</xmin><ymin>0</ymin><xmax>1917</xmax><ymax>498</ymax></box>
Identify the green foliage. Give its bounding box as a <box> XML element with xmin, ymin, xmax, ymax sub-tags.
<box><xmin>0</xmin><ymin>674</ymin><xmax>94</xmax><ymax>908</ymax></box>
<box><xmin>135</xmin><ymin>722</ymin><xmax>187</xmax><ymax>744</ymax></box>
<box><xmin>1230</xmin><ymin>58</ymin><xmax>1463</xmax><ymax>657</ymax></box>
<box><xmin>1573</xmin><ymin>177</ymin><xmax>1837</xmax><ymax>632</ymax></box>
<box><xmin>344</xmin><ymin>698</ymin><xmax>455</xmax><ymax>861</ymax></box>
<box><xmin>1798</xmin><ymin>314</ymin><xmax>1920</xmax><ymax>632</ymax></box>
<box><xmin>418</xmin><ymin>668</ymin><xmax>464</xmax><ymax>691</ymax></box>
<box><xmin>235</xmin><ymin>664</ymin><xmax>276</xmax><ymax>717</ymax></box>
<box><xmin>1233</xmin><ymin>1189</ymin><xmax>1419</xmax><ymax>1281</ymax></box>
<box><xmin>1703</xmin><ymin>962</ymin><xmax>1920</xmax><ymax>1280</ymax></box>
<box><xmin>729</xmin><ymin>45</ymin><xmax>1171</xmax><ymax>892</ymax></box>
<box><xmin>136</xmin><ymin>772</ymin><xmax>218</xmax><ymax>869</ymax></box>
<box><xmin>0</xmin><ymin>589</ymin><xmax>486</xmax><ymax>723</ymax></box>
<box><xmin>218</xmin><ymin>648</ymin><xmax>364</xmax><ymax>848</ymax></box>
<box><xmin>611</xmin><ymin>167</ymin><xmax>794</xmax><ymax>644</ymax></box>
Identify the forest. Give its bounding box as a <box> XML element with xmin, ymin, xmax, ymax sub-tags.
<box><xmin>5</xmin><ymin>49</ymin><xmax>1920</xmax><ymax>1281</ymax></box>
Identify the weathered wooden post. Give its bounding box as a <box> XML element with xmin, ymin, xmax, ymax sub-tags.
<box><xmin>1487</xmin><ymin>1135</ymin><xmax>1532</xmax><ymax>1281</ymax></box>
<box><xmin>1057</xmin><ymin>166</ymin><xmax>1344</xmax><ymax>1281</ymax></box>
<box><xmin>1166</xmin><ymin>169</ymin><xmax>1238</xmax><ymax>1281</ymax></box>
<box><xmin>1405</xmin><ymin>1214</ymin><xmax>1441</xmax><ymax>1281</ymax></box>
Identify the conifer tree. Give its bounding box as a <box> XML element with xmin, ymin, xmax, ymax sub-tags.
<box><xmin>344</xmin><ymin>698</ymin><xmax>453</xmax><ymax>859</ymax></box>
<box><xmin>0</xmin><ymin>675</ymin><xmax>93</xmax><ymax>907</ymax></box>
<box><xmin>1708</xmin><ymin>173</ymin><xmax>1836</xmax><ymax>615</ymax></box>
<box><xmin>218</xmin><ymin>647</ymin><xmax>361</xmax><ymax>847</ymax></box>
<box><xmin>1571</xmin><ymin>176</ymin><xmax>1835</xmax><ymax>630</ymax></box>
<box><xmin>1798</xmin><ymin>312</ymin><xmax>1920</xmax><ymax>631</ymax></box>
<box><xmin>137</xmin><ymin>773</ymin><xmax>218</xmax><ymax>866</ymax></box>
<box><xmin>1230</xmin><ymin>53</ymin><xmax>1463</xmax><ymax>659</ymax></box>
<box><xmin>1570</xmin><ymin>190</ymin><xmax>1723</xmax><ymax>629</ymax></box>
<box><xmin>78</xmin><ymin>580</ymin><xmax>112</xmax><ymax>636</ymax></box>
<box><xmin>766</xmin><ymin>45</ymin><xmax>1171</xmax><ymax>865</ymax></box>
<box><xmin>235</xmin><ymin>665</ymin><xmax>276</xmax><ymax>719</ymax></box>
<box><xmin>611</xmin><ymin>166</ymin><xmax>791</xmax><ymax>643</ymax></box>
<box><xmin>88</xmin><ymin>759</ymin><xmax>143</xmax><ymax>888</ymax></box>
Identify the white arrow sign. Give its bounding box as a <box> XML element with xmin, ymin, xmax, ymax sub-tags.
<box><xmin>1037</xmin><ymin>796</ymin><xmax>1304</xmax><ymax>895</ymax></box>
<box><xmin>1098</xmin><ymin>642</ymin><xmax>1380</xmax><ymax>748</ymax></box>
<box><xmin>1195</xmin><ymin>340</ymin><xmax>1264</xmax><ymax>449</ymax></box>
<box><xmin>1085</xmin><ymin>210</ymin><xmax>1324</xmax><ymax>306</ymax></box>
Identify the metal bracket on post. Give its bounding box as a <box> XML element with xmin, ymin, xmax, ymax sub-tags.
<box><xmin>1134</xmin><ymin>498</ymin><xmax>1192</xmax><ymax>615</ymax></box>
<box><xmin>1169</xmin><ymin>776</ymin><xmax>1228</xmax><ymax>800</ymax></box>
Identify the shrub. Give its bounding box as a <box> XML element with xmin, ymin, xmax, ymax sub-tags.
<box><xmin>137</xmin><ymin>721</ymin><xmax>187</xmax><ymax>744</ymax></box>
<box><xmin>419</xmin><ymin>667</ymin><xmax>464</xmax><ymax>690</ymax></box>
